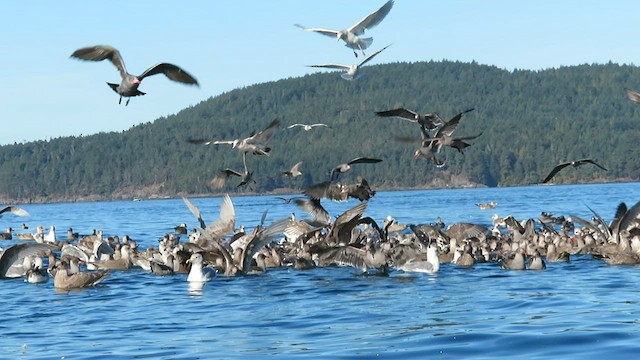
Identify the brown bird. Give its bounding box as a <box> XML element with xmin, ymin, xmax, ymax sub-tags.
<box><xmin>71</xmin><ymin>45</ymin><xmax>199</xmax><ymax>106</ymax></box>
<box><xmin>53</xmin><ymin>260</ymin><xmax>110</xmax><ymax>290</ymax></box>
<box><xmin>375</xmin><ymin>108</ymin><xmax>444</xmax><ymax>130</ymax></box>
<box><xmin>542</xmin><ymin>159</ymin><xmax>607</xmax><ymax>184</ymax></box>
<box><xmin>210</xmin><ymin>153</ymin><xmax>256</xmax><ymax>189</ymax></box>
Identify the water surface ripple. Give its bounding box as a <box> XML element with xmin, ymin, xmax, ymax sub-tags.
<box><xmin>2</xmin><ymin>183</ymin><xmax>640</xmax><ymax>359</ymax></box>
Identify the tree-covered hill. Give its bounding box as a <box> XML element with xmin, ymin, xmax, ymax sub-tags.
<box><xmin>2</xmin><ymin>60</ymin><xmax>640</xmax><ymax>203</ymax></box>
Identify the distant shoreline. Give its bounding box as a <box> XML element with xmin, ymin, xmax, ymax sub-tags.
<box><xmin>3</xmin><ymin>178</ymin><xmax>627</xmax><ymax>206</ymax></box>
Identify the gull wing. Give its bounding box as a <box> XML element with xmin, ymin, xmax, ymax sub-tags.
<box><xmin>71</xmin><ymin>45</ymin><xmax>128</xmax><ymax>79</ymax></box>
<box><xmin>577</xmin><ymin>159</ymin><xmax>608</xmax><ymax>171</ymax></box>
<box><xmin>211</xmin><ymin>169</ymin><xmax>244</xmax><ymax>188</ymax></box>
<box><xmin>206</xmin><ymin>194</ymin><xmax>236</xmax><ymax>240</ymax></box>
<box><xmin>304</xmin><ymin>181</ymin><xmax>346</xmax><ymax>201</ymax></box>
<box><xmin>347</xmin><ymin>157</ymin><xmax>383</xmax><ymax>165</ymax></box>
<box><xmin>376</xmin><ymin>108</ymin><xmax>419</xmax><ymax>121</ymax></box>
<box><xmin>139</xmin><ymin>63</ymin><xmax>199</xmax><ymax>85</ymax></box>
<box><xmin>436</xmin><ymin>108</ymin><xmax>475</xmax><ymax>138</ymax></box>
<box><xmin>542</xmin><ymin>162</ymin><xmax>572</xmax><ymax>183</ymax></box>
<box><xmin>0</xmin><ymin>205</ymin><xmax>29</xmax><ymax>217</ymax></box>
<box><xmin>358</xmin><ymin>44</ymin><xmax>390</xmax><ymax>66</ymax></box>
<box><xmin>294</xmin><ymin>24</ymin><xmax>339</xmax><ymax>38</ymax></box>
<box><xmin>247</xmin><ymin>119</ymin><xmax>280</xmax><ymax>144</ymax></box>
<box><xmin>348</xmin><ymin>0</ymin><xmax>394</xmax><ymax>35</ymax></box>
<box><xmin>308</xmin><ymin>64</ymin><xmax>350</xmax><ymax>70</ymax></box>
<box><xmin>241</xmin><ymin>217</ymin><xmax>289</xmax><ymax>272</ymax></box>
<box><xmin>182</xmin><ymin>197</ymin><xmax>207</xmax><ymax>230</ymax></box>
<box><xmin>295</xmin><ymin>198</ymin><xmax>331</xmax><ymax>226</ymax></box>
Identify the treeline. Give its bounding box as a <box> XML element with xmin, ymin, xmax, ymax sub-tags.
<box><xmin>1</xmin><ymin>60</ymin><xmax>640</xmax><ymax>203</ymax></box>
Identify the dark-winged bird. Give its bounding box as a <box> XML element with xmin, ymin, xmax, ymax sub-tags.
<box><xmin>375</xmin><ymin>108</ymin><xmax>444</xmax><ymax>130</ymax></box>
<box><xmin>542</xmin><ymin>159</ymin><xmax>608</xmax><ymax>184</ymax></box>
<box><xmin>71</xmin><ymin>45</ymin><xmax>199</xmax><ymax>105</ymax></box>
<box><xmin>331</xmin><ymin>157</ymin><xmax>382</xmax><ymax>181</ymax></box>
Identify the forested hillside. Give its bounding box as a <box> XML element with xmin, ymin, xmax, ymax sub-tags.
<box><xmin>2</xmin><ymin>60</ymin><xmax>640</xmax><ymax>203</ymax></box>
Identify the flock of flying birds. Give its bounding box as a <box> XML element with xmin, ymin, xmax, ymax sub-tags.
<box><xmin>0</xmin><ymin>1</ymin><xmax>638</xmax><ymax>290</ymax></box>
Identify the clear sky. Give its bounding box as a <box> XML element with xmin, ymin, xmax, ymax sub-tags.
<box><xmin>0</xmin><ymin>0</ymin><xmax>638</xmax><ymax>145</ymax></box>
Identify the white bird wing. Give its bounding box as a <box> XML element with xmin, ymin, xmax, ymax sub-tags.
<box><xmin>206</xmin><ymin>194</ymin><xmax>236</xmax><ymax>240</ymax></box>
<box><xmin>308</xmin><ymin>64</ymin><xmax>350</xmax><ymax>70</ymax></box>
<box><xmin>358</xmin><ymin>44</ymin><xmax>390</xmax><ymax>66</ymax></box>
<box><xmin>294</xmin><ymin>24</ymin><xmax>339</xmax><ymax>38</ymax></box>
<box><xmin>311</xmin><ymin>123</ymin><xmax>330</xmax><ymax>128</ymax></box>
<box><xmin>61</xmin><ymin>243</ymin><xmax>90</xmax><ymax>263</ymax></box>
<box><xmin>348</xmin><ymin>0</ymin><xmax>394</xmax><ymax>35</ymax></box>
<box><xmin>287</xmin><ymin>124</ymin><xmax>304</xmax><ymax>129</ymax></box>
<box><xmin>211</xmin><ymin>140</ymin><xmax>236</xmax><ymax>145</ymax></box>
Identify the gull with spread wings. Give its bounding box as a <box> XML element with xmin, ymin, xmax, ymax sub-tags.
<box><xmin>542</xmin><ymin>159</ymin><xmax>608</xmax><ymax>184</ymax></box>
<box><xmin>331</xmin><ymin>157</ymin><xmax>382</xmax><ymax>181</ymax></box>
<box><xmin>307</xmin><ymin>45</ymin><xmax>390</xmax><ymax>80</ymax></box>
<box><xmin>375</xmin><ymin>108</ymin><xmax>445</xmax><ymax>131</ymax></box>
<box><xmin>295</xmin><ymin>0</ymin><xmax>394</xmax><ymax>57</ymax></box>
<box><xmin>188</xmin><ymin>119</ymin><xmax>280</xmax><ymax>156</ymax></box>
<box><xmin>210</xmin><ymin>153</ymin><xmax>256</xmax><ymax>189</ymax></box>
<box><xmin>70</xmin><ymin>45</ymin><xmax>199</xmax><ymax>105</ymax></box>
<box><xmin>287</xmin><ymin>123</ymin><xmax>330</xmax><ymax>131</ymax></box>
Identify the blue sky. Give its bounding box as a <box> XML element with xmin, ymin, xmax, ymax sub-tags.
<box><xmin>0</xmin><ymin>0</ymin><xmax>638</xmax><ymax>145</ymax></box>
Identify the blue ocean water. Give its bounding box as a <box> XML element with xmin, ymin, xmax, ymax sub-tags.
<box><xmin>2</xmin><ymin>182</ymin><xmax>640</xmax><ymax>359</ymax></box>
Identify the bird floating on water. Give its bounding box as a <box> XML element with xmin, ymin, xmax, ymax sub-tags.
<box><xmin>70</xmin><ymin>45</ymin><xmax>199</xmax><ymax>106</ymax></box>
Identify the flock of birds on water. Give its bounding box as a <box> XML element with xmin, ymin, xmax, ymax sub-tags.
<box><xmin>3</xmin><ymin>0</ymin><xmax>640</xmax><ymax>291</ymax></box>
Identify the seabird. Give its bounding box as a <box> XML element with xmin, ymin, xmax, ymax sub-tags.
<box><xmin>210</xmin><ymin>152</ymin><xmax>256</xmax><ymax>189</ymax></box>
<box><xmin>375</xmin><ymin>108</ymin><xmax>444</xmax><ymax>131</ymax></box>
<box><xmin>307</xmin><ymin>45</ymin><xmax>390</xmax><ymax>80</ymax></box>
<box><xmin>287</xmin><ymin>123</ymin><xmax>330</xmax><ymax>131</ymax></box>
<box><xmin>188</xmin><ymin>119</ymin><xmax>280</xmax><ymax>156</ymax></box>
<box><xmin>295</xmin><ymin>0</ymin><xmax>394</xmax><ymax>57</ymax></box>
<box><xmin>282</xmin><ymin>161</ymin><xmax>304</xmax><ymax>177</ymax></box>
<box><xmin>542</xmin><ymin>159</ymin><xmax>608</xmax><ymax>184</ymax></box>
<box><xmin>70</xmin><ymin>45</ymin><xmax>198</xmax><ymax>105</ymax></box>
<box><xmin>330</xmin><ymin>157</ymin><xmax>383</xmax><ymax>181</ymax></box>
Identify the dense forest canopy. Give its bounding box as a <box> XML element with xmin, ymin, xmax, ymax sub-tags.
<box><xmin>1</xmin><ymin>60</ymin><xmax>639</xmax><ymax>203</ymax></box>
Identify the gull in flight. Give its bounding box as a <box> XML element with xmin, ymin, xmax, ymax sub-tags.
<box><xmin>295</xmin><ymin>0</ymin><xmax>394</xmax><ymax>57</ymax></box>
<box><xmin>210</xmin><ymin>153</ymin><xmax>256</xmax><ymax>189</ymax></box>
<box><xmin>287</xmin><ymin>123</ymin><xmax>330</xmax><ymax>131</ymax></box>
<box><xmin>331</xmin><ymin>157</ymin><xmax>383</xmax><ymax>181</ymax></box>
<box><xmin>308</xmin><ymin>44</ymin><xmax>390</xmax><ymax>80</ymax></box>
<box><xmin>71</xmin><ymin>45</ymin><xmax>199</xmax><ymax>105</ymax></box>
<box><xmin>375</xmin><ymin>108</ymin><xmax>445</xmax><ymax>131</ymax></box>
<box><xmin>188</xmin><ymin>119</ymin><xmax>280</xmax><ymax>156</ymax></box>
<box><xmin>282</xmin><ymin>161</ymin><xmax>304</xmax><ymax>177</ymax></box>
<box><xmin>542</xmin><ymin>159</ymin><xmax>608</xmax><ymax>184</ymax></box>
